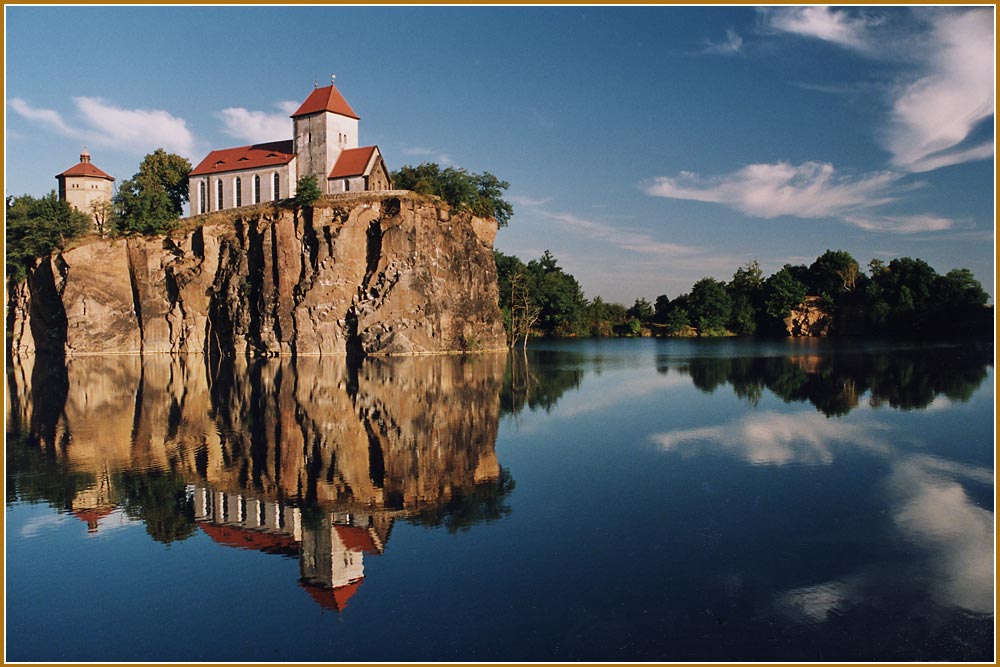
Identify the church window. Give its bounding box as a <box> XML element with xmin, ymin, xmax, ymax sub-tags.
<box><xmin>253</xmin><ymin>175</ymin><xmax>261</xmax><ymax>204</ymax></box>
<box><xmin>199</xmin><ymin>181</ymin><xmax>207</xmax><ymax>214</ymax></box>
<box><xmin>216</xmin><ymin>180</ymin><xmax>223</xmax><ymax>210</ymax></box>
<box><xmin>273</xmin><ymin>173</ymin><xmax>280</xmax><ymax>200</ymax></box>
<box><xmin>235</xmin><ymin>177</ymin><xmax>242</xmax><ymax>207</ymax></box>
<box><xmin>344</xmin><ymin>179</ymin><xmax>350</xmax><ymax>192</ymax></box>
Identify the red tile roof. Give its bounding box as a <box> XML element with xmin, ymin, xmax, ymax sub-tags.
<box><xmin>334</xmin><ymin>524</ymin><xmax>381</xmax><ymax>554</ymax></box>
<box><xmin>292</xmin><ymin>84</ymin><xmax>359</xmax><ymax>120</ymax></box>
<box><xmin>300</xmin><ymin>579</ymin><xmax>364</xmax><ymax>612</ymax></box>
<box><xmin>189</xmin><ymin>140</ymin><xmax>294</xmax><ymax>176</ymax></box>
<box><xmin>57</xmin><ymin>161</ymin><xmax>114</xmax><ymax>181</ymax></box>
<box><xmin>328</xmin><ymin>146</ymin><xmax>378</xmax><ymax>179</ymax></box>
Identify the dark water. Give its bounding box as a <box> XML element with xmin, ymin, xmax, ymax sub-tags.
<box><xmin>5</xmin><ymin>338</ymin><xmax>994</xmax><ymax>661</ymax></box>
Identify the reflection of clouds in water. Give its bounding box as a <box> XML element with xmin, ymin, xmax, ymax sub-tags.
<box><xmin>650</xmin><ymin>411</ymin><xmax>892</xmax><ymax>465</ymax></box>
<box><xmin>19</xmin><ymin>513</ymin><xmax>69</xmax><ymax>538</ymax></box>
<box><xmin>889</xmin><ymin>457</ymin><xmax>994</xmax><ymax>614</ymax></box>
<box><xmin>776</xmin><ymin>580</ymin><xmax>852</xmax><ymax>625</ymax></box>
<box><xmin>652</xmin><ymin>410</ymin><xmax>994</xmax><ymax>618</ymax></box>
<box><xmin>553</xmin><ymin>372</ymin><xmax>689</xmax><ymax>419</ymax></box>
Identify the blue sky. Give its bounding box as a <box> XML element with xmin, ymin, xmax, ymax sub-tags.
<box><xmin>5</xmin><ymin>6</ymin><xmax>995</xmax><ymax>303</ymax></box>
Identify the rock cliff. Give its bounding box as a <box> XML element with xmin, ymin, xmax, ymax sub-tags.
<box><xmin>784</xmin><ymin>296</ymin><xmax>833</xmax><ymax>337</ymax></box>
<box><xmin>7</xmin><ymin>192</ymin><xmax>506</xmax><ymax>357</ymax></box>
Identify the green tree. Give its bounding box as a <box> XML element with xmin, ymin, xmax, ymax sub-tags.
<box><xmin>294</xmin><ymin>174</ymin><xmax>323</xmax><ymax>207</ymax></box>
<box><xmin>113</xmin><ymin>149</ymin><xmax>191</xmax><ymax>235</ymax></box>
<box><xmin>526</xmin><ymin>250</ymin><xmax>587</xmax><ymax>336</ymax></box>
<box><xmin>688</xmin><ymin>277</ymin><xmax>732</xmax><ymax>336</ymax></box>
<box><xmin>653</xmin><ymin>294</ymin><xmax>671</xmax><ymax>324</ymax></box>
<box><xmin>763</xmin><ymin>266</ymin><xmax>808</xmax><ymax>324</ymax></box>
<box><xmin>5</xmin><ymin>192</ymin><xmax>92</xmax><ymax>282</ymax></box>
<box><xmin>727</xmin><ymin>260</ymin><xmax>765</xmax><ymax>335</ymax></box>
<box><xmin>626</xmin><ymin>297</ymin><xmax>655</xmax><ymax>323</ymax></box>
<box><xmin>807</xmin><ymin>250</ymin><xmax>860</xmax><ymax>308</ymax></box>
<box><xmin>392</xmin><ymin>162</ymin><xmax>513</xmax><ymax>226</ymax></box>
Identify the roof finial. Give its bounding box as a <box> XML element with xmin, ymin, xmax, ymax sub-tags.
<box><xmin>331</xmin><ymin>74</ymin><xmax>336</xmax><ymax>85</ymax></box>
<box><xmin>314</xmin><ymin>77</ymin><xmax>318</xmax><ymax>90</ymax></box>
<box><xmin>80</xmin><ymin>146</ymin><xmax>91</xmax><ymax>163</ymax></box>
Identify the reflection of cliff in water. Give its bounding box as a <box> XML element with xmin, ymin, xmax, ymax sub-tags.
<box><xmin>6</xmin><ymin>352</ymin><xmax>511</xmax><ymax>612</ymax></box>
<box><xmin>664</xmin><ymin>344</ymin><xmax>993</xmax><ymax>416</ymax></box>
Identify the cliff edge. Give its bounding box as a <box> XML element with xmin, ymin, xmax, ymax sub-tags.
<box><xmin>7</xmin><ymin>192</ymin><xmax>507</xmax><ymax>357</ymax></box>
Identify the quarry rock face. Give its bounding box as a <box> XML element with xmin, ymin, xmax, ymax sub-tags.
<box><xmin>784</xmin><ymin>296</ymin><xmax>833</xmax><ymax>337</ymax></box>
<box><xmin>7</xmin><ymin>192</ymin><xmax>507</xmax><ymax>357</ymax></box>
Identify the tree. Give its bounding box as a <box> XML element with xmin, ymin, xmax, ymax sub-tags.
<box><xmin>392</xmin><ymin>162</ymin><xmax>513</xmax><ymax>226</ymax></box>
<box><xmin>727</xmin><ymin>260</ymin><xmax>765</xmax><ymax>335</ymax></box>
<box><xmin>763</xmin><ymin>266</ymin><xmax>808</xmax><ymax>324</ymax></box>
<box><xmin>688</xmin><ymin>277</ymin><xmax>732</xmax><ymax>336</ymax></box>
<box><xmin>653</xmin><ymin>294</ymin><xmax>671</xmax><ymax>324</ymax></box>
<box><xmin>526</xmin><ymin>250</ymin><xmax>587</xmax><ymax>336</ymax></box>
<box><xmin>113</xmin><ymin>149</ymin><xmax>191</xmax><ymax>235</ymax></box>
<box><xmin>89</xmin><ymin>197</ymin><xmax>114</xmax><ymax>237</ymax></box>
<box><xmin>294</xmin><ymin>174</ymin><xmax>322</xmax><ymax>207</ymax></box>
<box><xmin>6</xmin><ymin>192</ymin><xmax>92</xmax><ymax>282</ymax></box>
<box><xmin>808</xmin><ymin>249</ymin><xmax>860</xmax><ymax>308</ymax></box>
<box><xmin>626</xmin><ymin>298</ymin><xmax>655</xmax><ymax>323</ymax></box>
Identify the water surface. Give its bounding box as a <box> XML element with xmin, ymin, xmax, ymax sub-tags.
<box><xmin>5</xmin><ymin>338</ymin><xmax>994</xmax><ymax>661</ymax></box>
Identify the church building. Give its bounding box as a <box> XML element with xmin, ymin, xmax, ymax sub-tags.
<box><xmin>56</xmin><ymin>149</ymin><xmax>114</xmax><ymax>225</ymax></box>
<box><xmin>188</xmin><ymin>80</ymin><xmax>392</xmax><ymax>215</ymax></box>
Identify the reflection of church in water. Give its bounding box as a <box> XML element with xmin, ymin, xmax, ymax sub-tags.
<box><xmin>9</xmin><ymin>353</ymin><xmax>509</xmax><ymax>614</ymax></box>
<box><xmin>191</xmin><ymin>486</ymin><xmax>391</xmax><ymax>611</ymax></box>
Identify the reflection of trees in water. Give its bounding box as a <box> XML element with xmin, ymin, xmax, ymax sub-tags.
<box><xmin>501</xmin><ymin>350</ymin><xmax>584</xmax><ymax>416</ymax></box>
<box><xmin>406</xmin><ymin>467</ymin><xmax>516</xmax><ymax>533</ymax></box>
<box><xmin>674</xmin><ymin>345</ymin><xmax>992</xmax><ymax>416</ymax></box>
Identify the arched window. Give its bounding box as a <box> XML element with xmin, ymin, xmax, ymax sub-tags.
<box><xmin>273</xmin><ymin>173</ymin><xmax>280</xmax><ymax>200</ymax></box>
<box><xmin>216</xmin><ymin>180</ymin><xmax>224</xmax><ymax>210</ymax></box>
<box><xmin>253</xmin><ymin>174</ymin><xmax>261</xmax><ymax>204</ymax></box>
<box><xmin>199</xmin><ymin>181</ymin><xmax>207</xmax><ymax>214</ymax></box>
<box><xmin>235</xmin><ymin>177</ymin><xmax>242</xmax><ymax>207</ymax></box>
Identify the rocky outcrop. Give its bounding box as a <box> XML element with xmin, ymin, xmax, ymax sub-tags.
<box><xmin>784</xmin><ymin>296</ymin><xmax>833</xmax><ymax>337</ymax></box>
<box><xmin>7</xmin><ymin>192</ymin><xmax>506</xmax><ymax>357</ymax></box>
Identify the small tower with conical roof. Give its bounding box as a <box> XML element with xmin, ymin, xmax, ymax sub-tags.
<box><xmin>56</xmin><ymin>148</ymin><xmax>115</xmax><ymax>227</ymax></box>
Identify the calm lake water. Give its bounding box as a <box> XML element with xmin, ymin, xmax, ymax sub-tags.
<box><xmin>5</xmin><ymin>338</ymin><xmax>994</xmax><ymax>661</ymax></box>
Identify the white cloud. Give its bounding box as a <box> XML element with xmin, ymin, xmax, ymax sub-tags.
<box><xmin>401</xmin><ymin>146</ymin><xmax>453</xmax><ymax>166</ymax></box>
<box><xmin>11</xmin><ymin>95</ymin><xmax>196</xmax><ymax>157</ymax></box>
<box><xmin>9</xmin><ymin>97</ymin><xmax>79</xmax><ymax>137</ymax></box>
<box><xmin>74</xmin><ymin>97</ymin><xmax>195</xmax><ymax>157</ymax></box>
<box><xmin>646</xmin><ymin>161</ymin><xmax>902</xmax><ymax>221</ymax></box>
<box><xmin>764</xmin><ymin>6</ymin><xmax>880</xmax><ymax>52</ymax></box>
<box><xmin>542</xmin><ymin>210</ymin><xmax>703</xmax><ymax>259</ymax></box>
<box><xmin>885</xmin><ymin>10</ymin><xmax>994</xmax><ymax>172</ymax></box>
<box><xmin>510</xmin><ymin>195</ymin><xmax>552</xmax><ymax>207</ymax></box>
<box><xmin>766</xmin><ymin>7</ymin><xmax>994</xmax><ymax>173</ymax></box>
<box><xmin>844</xmin><ymin>213</ymin><xmax>956</xmax><ymax>234</ymax></box>
<box><xmin>703</xmin><ymin>27</ymin><xmax>743</xmax><ymax>56</ymax></box>
<box><xmin>217</xmin><ymin>100</ymin><xmax>298</xmax><ymax>144</ymax></box>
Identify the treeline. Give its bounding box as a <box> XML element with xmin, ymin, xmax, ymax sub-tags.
<box><xmin>496</xmin><ymin>248</ymin><xmax>991</xmax><ymax>344</ymax></box>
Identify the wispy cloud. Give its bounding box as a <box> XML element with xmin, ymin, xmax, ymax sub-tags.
<box><xmin>10</xmin><ymin>96</ymin><xmax>196</xmax><ymax>157</ymax></box>
<box><xmin>765</xmin><ymin>7</ymin><xmax>994</xmax><ymax>173</ymax></box>
<box><xmin>763</xmin><ymin>6</ymin><xmax>880</xmax><ymax>53</ymax></box>
<box><xmin>542</xmin><ymin>210</ymin><xmax>703</xmax><ymax>259</ymax></box>
<box><xmin>703</xmin><ymin>27</ymin><xmax>743</xmax><ymax>56</ymax></box>
<box><xmin>645</xmin><ymin>161</ymin><xmax>907</xmax><ymax>221</ymax></box>
<box><xmin>217</xmin><ymin>100</ymin><xmax>297</xmax><ymax>144</ymax></box>
<box><xmin>844</xmin><ymin>213</ymin><xmax>957</xmax><ymax>234</ymax></box>
<box><xmin>510</xmin><ymin>194</ymin><xmax>552</xmax><ymax>207</ymax></box>
<box><xmin>885</xmin><ymin>10</ymin><xmax>994</xmax><ymax>172</ymax></box>
<box><xmin>401</xmin><ymin>146</ymin><xmax>453</xmax><ymax>166</ymax></box>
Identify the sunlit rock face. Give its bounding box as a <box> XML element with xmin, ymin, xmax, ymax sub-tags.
<box><xmin>7</xmin><ymin>192</ymin><xmax>506</xmax><ymax>357</ymax></box>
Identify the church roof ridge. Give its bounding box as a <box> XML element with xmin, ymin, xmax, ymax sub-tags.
<box><xmin>291</xmin><ymin>84</ymin><xmax>360</xmax><ymax>120</ymax></box>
